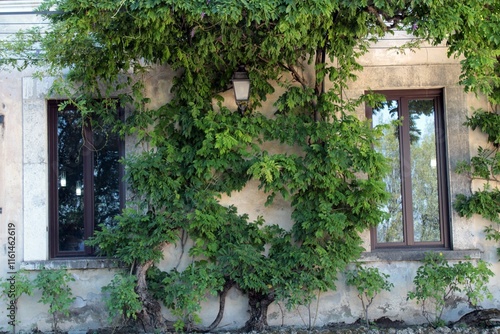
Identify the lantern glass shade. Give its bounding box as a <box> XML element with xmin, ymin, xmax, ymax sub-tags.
<box><xmin>232</xmin><ymin>66</ymin><xmax>250</xmax><ymax>104</ymax></box>
<box><xmin>233</xmin><ymin>79</ymin><xmax>250</xmax><ymax>102</ymax></box>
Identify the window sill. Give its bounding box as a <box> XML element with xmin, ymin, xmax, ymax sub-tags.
<box><xmin>20</xmin><ymin>258</ymin><xmax>123</xmax><ymax>271</ymax></box>
<box><xmin>360</xmin><ymin>249</ymin><xmax>482</xmax><ymax>262</ymax></box>
<box><xmin>19</xmin><ymin>250</ymin><xmax>482</xmax><ymax>270</ymax></box>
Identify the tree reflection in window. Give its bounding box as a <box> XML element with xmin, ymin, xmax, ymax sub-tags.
<box><xmin>372</xmin><ymin>97</ymin><xmax>441</xmax><ymax>245</ymax></box>
<box><xmin>372</xmin><ymin>100</ymin><xmax>403</xmax><ymax>243</ymax></box>
<box><xmin>58</xmin><ymin>108</ymin><xmax>85</xmax><ymax>251</ymax></box>
<box><xmin>409</xmin><ymin>100</ymin><xmax>440</xmax><ymax>242</ymax></box>
<box><xmin>55</xmin><ymin>106</ymin><xmax>121</xmax><ymax>254</ymax></box>
<box><xmin>92</xmin><ymin>119</ymin><xmax>121</xmax><ymax>231</ymax></box>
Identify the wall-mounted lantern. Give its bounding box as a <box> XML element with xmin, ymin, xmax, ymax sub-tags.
<box><xmin>232</xmin><ymin>65</ymin><xmax>251</xmax><ymax>114</ymax></box>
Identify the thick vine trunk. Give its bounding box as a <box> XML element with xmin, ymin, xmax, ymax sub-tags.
<box><xmin>135</xmin><ymin>260</ymin><xmax>169</xmax><ymax>331</ymax></box>
<box><xmin>192</xmin><ymin>279</ymin><xmax>235</xmax><ymax>332</ymax></box>
<box><xmin>456</xmin><ymin>308</ymin><xmax>500</xmax><ymax>328</ymax></box>
<box><xmin>242</xmin><ymin>290</ymin><xmax>275</xmax><ymax>332</ymax></box>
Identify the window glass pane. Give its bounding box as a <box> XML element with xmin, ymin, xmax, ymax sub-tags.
<box><xmin>58</xmin><ymin>108</ymin><xmax>85</xmax><ymax>252</ymax></box>
<box><xmin>373</xmin><ymin>100</ymin><xmax>404</xmax><ymax>243</ymax></box>
<box><xmin>409</xmin><ymin>100</ymin><xmax>440</xmax><ymax>242</ymax></box>
<box><xmin>93</xmin><ymin>121</ymin><xmax>121</xmax><ymax>229</ymax></box>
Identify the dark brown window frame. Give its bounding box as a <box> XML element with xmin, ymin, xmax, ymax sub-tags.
<box><xmin>366</xmin><ymin>89</ymin><xmax>450</xmax><ymax>250</ymax></box>
<box><xmin>48</xmin><ymin>100</ymin><xmax>125</xmax><ymax>258</ymax></box>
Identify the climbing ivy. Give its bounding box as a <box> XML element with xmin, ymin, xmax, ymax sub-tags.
<box><xmin>3</xmin><ymin>0</ymin><xmax>500</xmax><ymax>331</ymax></box>
<box><xmin>454</xmin><ymin>109</ymin><xmax>500</xmax><ymax>256</ymax></box>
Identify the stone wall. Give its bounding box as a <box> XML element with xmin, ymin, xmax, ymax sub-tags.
<box><xmin>0</xmin><ymin>4</ymin><xmax>498</xmax><ymax>332</ymax></box>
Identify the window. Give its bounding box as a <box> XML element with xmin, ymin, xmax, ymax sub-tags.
<box><xmin>366</xmin><ymin>89</ymin><xmax>450</xmax><ymax>249</ymax></box>
<box><xmin>48</xmin><ymin>101</ymin><xmax>124</xmax><ymax>257</ymax></box>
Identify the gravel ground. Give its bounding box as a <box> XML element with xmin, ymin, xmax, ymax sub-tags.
<box><xmin>4</xmin><ymin>313</ymin><xmax>499</xmax><ymax>334</ymax></box>
<box><xmin>67</xmin><ymin>324</ymin><xmax>500</xmax><ymax>334</ymax></box>
<box><xmin>212</xmin><ymin>326</ymin><xmax>500</xmax><ymax>334</ymax></box>
<box><xmin>268</xmin><ymin>325</ymin><xmax>500</xmax><ymax>334</ymax></box>
<box><xmin>2</xmin><ymin>326</ymin><xmax>498</xmax><ymax>334</ymax></box>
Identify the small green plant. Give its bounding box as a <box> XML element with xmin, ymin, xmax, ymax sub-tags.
<box><xmin>407</xmin><ymin>252</ymin><xmax>493</xmax><ymax>327</ymax></box>
<box><xmin>296</xmin><ymin>291</ymin><xmax>322</xmax><ymax>330</ymax></box>
<box><xmin>160</xmin><ymin>263</ymin><xmax>223</xmax><ymax>331</ymax></box>
<box><xmin>0</xmin><ymin>270</ymin><xmax>34</xmax><ymax>329</ymax></box>
<box><xmin>345</xmin><ymin>264</ymin><xmax>394</xmax><ymax>327</ymax></box>
<box><xmin>102</xmin><ymin>273</ymin><xmax>142</xmax><ymax>324</ymax></box>
<box><xmin>34</xmin><ymin>267</ymin><xmax>75</xmax><ymax>332</ymax></box>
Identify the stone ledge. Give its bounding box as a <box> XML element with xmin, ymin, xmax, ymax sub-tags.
<box><xmin>19</xmin><ymin>250</ymin><xmax>482</xmax><ymax>270</ymax></box>
<box><xmin>360</xmin><ymin>249</ymin><xmax>482</xmax><ymax>262</ymax></box>
<box><xmin>20</xmin><ymin>258</ymin><xmax>123</xmax><ymax>271</ymax></box>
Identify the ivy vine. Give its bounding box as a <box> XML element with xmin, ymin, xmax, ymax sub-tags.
<box><xmin>454</xmin><ymin>109</ymin><xmax>500</xmax><ymax>255</ymax></box>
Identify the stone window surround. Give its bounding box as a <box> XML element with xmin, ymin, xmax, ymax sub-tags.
<box><xmin>21</xmin><ymin>66</ymin><xmax>480</xmax><ymax>267</ymax></box>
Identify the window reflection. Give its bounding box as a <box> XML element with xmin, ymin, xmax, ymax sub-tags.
<box><xmin>93</xmin><ymin>121</ymin><xmax>121</xmax><ymax>230</ymax></box>
<box><xmin>369</xmin><ymin>90</ymin><xmax>447</xmax><ymax>249</ymax></box>
<box><xmin>57</xmin><ymin>109</ymin><xmax>121</xmax><ymax>252</ymax></box>
<box><xmin>408</xmin><ymin>100</ymin><xmax>440</xmax><ymax>242</ymax></box>
<box><xmin>373</xmin><ymin>100</ymin><xmax>404</xmax><ymax>243</ymax></box>
<box><xmin>58</xmin><ymin>108</ymin><xmax>84</xmax><ymax>251</ymax></box>
<box><xmin>372</xmin><ymin>98</ymin><xmax>441</xmax><ymax>245</ymax></box>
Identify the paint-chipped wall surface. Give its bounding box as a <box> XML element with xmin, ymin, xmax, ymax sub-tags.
<box><xmin>0</xmin><ymin>2</ymin><xmax>499</xmax><ymax>332</ymax></box>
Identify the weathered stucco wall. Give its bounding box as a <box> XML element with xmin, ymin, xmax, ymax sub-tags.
<box><xmin>0</xmin><ymin>5</ymin><xmax>499</xmax><ymax>331</ymax></box>
<box><xmin>10</xmin><ymin>263</ymin><xmax>118</xmax><ymax>332</ymax></box>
